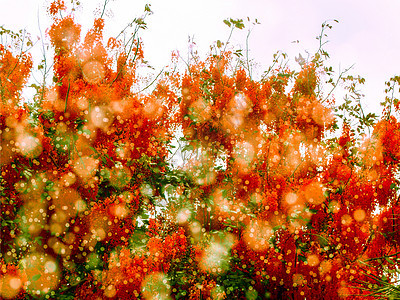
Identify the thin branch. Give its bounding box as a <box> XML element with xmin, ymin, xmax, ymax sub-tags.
<box><xmin>134</xmin><ymin>67</ymin><xmax>164</xmax><ymax>95</ymax></box>
<box><xmin>100</xmin><ymin>0</ymin><xmax>110</xmax><ymax>19</ymax></box>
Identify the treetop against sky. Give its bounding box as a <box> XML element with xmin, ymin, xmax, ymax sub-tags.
<box><xmin>1</xmin><ymin>0</ymin><xmax>400</xmax><ymax>113</ymax></box>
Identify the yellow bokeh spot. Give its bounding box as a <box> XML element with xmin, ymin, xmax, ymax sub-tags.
<box><xmin>73</xmin><ymin>156</ymin><xmax>99</xmax><ymax>181</ymax></box>
<box><xmin>189</xmin><ymin>221</ymin><xmax>202</xmax><ymax>237</ymax></box>
<box><xmin>90</xmin><ymin>106</ymin><xmax>114</xmax><ymax>130</ymax></box>
<box><xmin>50</xmin><ymin>222</ymin><xmax>64</xmax><ymax>236</ymax></box>
<box><xmin>319</xmin><ymin>260</ymin><xmax>332</xmax><ymax>276</ymax></box>
<box><xmin>176</xmin><ymin>208</ymin><xmax>191</xmax><ymax>225</ymax></box>
<box><xmin>0</xmin><ymin>275</ymin><xmax>22</xmax><ymax>299</ymax></box>
<box><xmin>221</xmin><ymin>93</ymin><xmax>251</xmax><ymax>133</ymax></box>
<box><xmin>51</xmin><ymin>187</ymin><xmax>82</xmax><ymax>218</ymax></box>
<box><xmin>61</xmin><ymin>172</ymin><xmax>76</xmax><ymax>187</ymax></box>
<box><xmin>188</xmin><ymin>97</ymin><xmax>211</xmax><ymax>123</ymax></box>
<box><xmin>307</xmin><ymin>254</ymin><xmax>320</xmax><ymax>267</ymax></box>
<box><xmin>337</xmin><ymin>286</ymin><xmax>350</xmax><ymax>298</ymax></box>
<box><xmin>304</xmin><ymin>181</ymin><xmax>325</xmax><ymax>205</ymax></box>
<box><xmin>329</xmin><ymin>201</ymin><xmax>340</xmax><ymax>213</ymax></box>
<box><xmin>293</xmin><ymin>273</ymin><xmax>305</xmax><ymax>286</ymax></box>
<box><xmin>243</xmin><ymin>219</ymin><xmax>273</xmax><ymax>252</ymax></box>
<box><xmin>109</xmin><ymin>166</ymin><xmax>131</xmax><ymax>189</ymax></box>
<box><xmin>74</xmin><ymin>199</ymin><xmax>87</xmax><ymax>213</ymax></box>
<box><xmin>16</xmin><ymin>133</ymin><xmax>42</xmax><ymax>159</ymax></box>
<box><xmin>233</xmin><ymin>141</ymin><xmax>254</xmax><ymax>168</ymax></box>
<box><xmin>184</xmin><ymin>151</ymin><xmax>217</xmax><ymax>186</ymax></box>
<box><xmin>143</xmin><ymin>97</ymin><xmax>165</xmax><ymax>120</ymax></box>
<box><xmin>44</xmin><ymin>261</ymin><xmax>57</xmax><ymax>273</ymax></box>
<box><xmin>312</xmin><ymin>102</ymin><xmax>334</xmax><ymax>127</ymax></box>
<box><xmin>341</xmin><ymin>214</ymin><xmax>352</xmax><ymax>226</ymax></box>
<box><xmin>76</xmin><ymin>96</ymin><xmax>89</xmax><ymax>110</ymax></box>
<box><xmin>104</xmin><ymin>284</ymin><xmax>117</xmax><ymax>298</ymax></box>
<box><xmin>285</xmin><ymin>192</ymin><xmax>298</xmax><ymax>205</ymax></box>
<box><xmin>353</xmin><ymin>209</ymin><xmax>366</xmax><ymax>222</ymax></box>
<box><xmin>111</xmin><ymin>203</ymin><xmax>128</xmax><ymax>218</ymax></box>
<box><xmin>18</xmin><ymin>201</ymin><xmax>47</xmax><ymax>236</ymax></box>
<box><xmin>82</xmin><ymin>60</ymin><xmax>105</xmax><ymax>84</ymax></box>
<box><xmin>141</xmin><ymin>273</ymin><xmax>171</xmax><ymax>300</ymax></box>
<box><xmin>19</xmin><ymin>253</ymin><xmax>60</xmax><ymax>295</ymax></box>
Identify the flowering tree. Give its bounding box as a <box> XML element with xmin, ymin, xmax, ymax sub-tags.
<box><xmin>1</xmin><ymin>1</ymin><xmax>399</xmax><ymax>299</ymax></box>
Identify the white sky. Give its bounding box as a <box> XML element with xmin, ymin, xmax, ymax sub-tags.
<box><xmin>1</xmin><ymin>0</ymin><xmax>399</xmax><ymax>115</ymax></box>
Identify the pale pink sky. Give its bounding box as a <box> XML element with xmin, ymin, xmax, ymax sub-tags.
<box><xmin>1</xmin><ymin>0</ymin><xmax>399</xmax><ymax>115</ymax></box>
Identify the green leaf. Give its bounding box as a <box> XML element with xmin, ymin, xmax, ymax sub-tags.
<box><xmin>232</xmin><ymin>19</ymin><xmax>244</xmax><ymax>29</ymax></box>
<box><xmin>31</xmin><ymin>274</ymin><xmax>41</xmax><ymax>281</ymax></box>
<box><xmin>385</xmin><ymin>257</ymin><xmax>395</xmax><ymax>265</ymax></box>
<box><xmin>182</xmin><ymin>144</ymin><xmax>194</xmax><ymax>152</ymax></box>
<box><xmin>298</xmin><ymin>255</ymin><xmax>307</xmax><ymax>262</ymax></box>
<box><xmin>144</xmin><ymin>4</ymin><xmax>152</xmax><ymax>12</ymax></box>
<box><xmin>223</xmin><ymin>19</ymin><xmax>231</xmax><ymax>27</ymax></box>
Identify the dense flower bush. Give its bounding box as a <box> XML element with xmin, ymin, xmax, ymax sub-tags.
<box><xmin>0</xmin><ymin>1</ymin><xmax>399</xmax><ymax>299</ymax></box>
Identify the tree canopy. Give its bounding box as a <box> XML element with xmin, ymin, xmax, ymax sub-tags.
<box><xmin>0</xmin><ymin>1</ymin><xmax>399</xmax><ymax>299</ymax></box>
